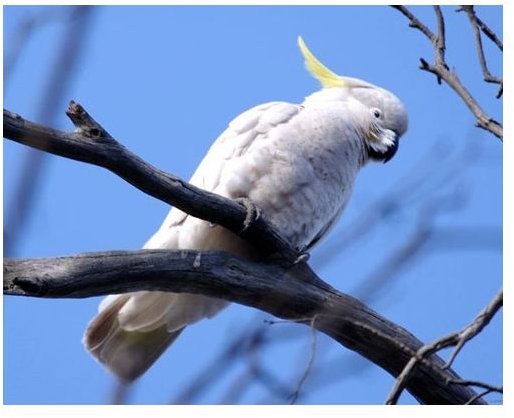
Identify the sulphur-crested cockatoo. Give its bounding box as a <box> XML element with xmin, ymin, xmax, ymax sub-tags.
<box><xmin>84</xmin><ymin>37</ymin><xmax>408</xmax><ymax>382</ymax></box>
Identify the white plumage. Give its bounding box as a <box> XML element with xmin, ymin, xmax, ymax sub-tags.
<box><xmin>84</xmin><ymin>37</ymin><xmax>408</xmax><ymax>382</ymax></box>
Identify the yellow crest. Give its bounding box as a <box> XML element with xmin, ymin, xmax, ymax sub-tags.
<box><xmin>298</xmin><ymin>36</ymin><xmax>345</xmax><ymax>88</ymax></box>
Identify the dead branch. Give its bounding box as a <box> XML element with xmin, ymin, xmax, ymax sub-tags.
<box><xmin>385</xmin><ymin>288</ymin><xmax>502</xmax><ymax>404</ymax></box>
<box><xmin>457</xmin><ymin>6</ymin><xmax>503</xmax><ymax>98</ymax></box>
<box><xmin>391</xmin><ymin>6</ymin><xmax>502</xmax><ymax>140</ymax></box>
<box><xmin>447</xmin><ymin>378</ymin><xmax>503</xmax><ymax>394</ymax></box>
<box><xmin>3</xmin><ymin>250</ymin><xmax>485</xmax><ymax>404</ymax></box>
<box><xmin>3</xmin><ymin>103</ymin><xmax>297</xmax><ymax>261</ymax></box>
<box><xmin>444</xmin><ymin>288</ymin><xmax>503</xmax><ymax>368</ymax></box>
<box><xmin>458</xmin><ymin>5</ymin><xmax>503</xmax><ymax>50</ymax></box>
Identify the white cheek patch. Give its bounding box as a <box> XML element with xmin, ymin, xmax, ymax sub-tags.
<box><xmin>367</xmin><ymin>124</ymin><xmax>396</xmax><ymax>153</ymax></box>
<box><xmin>380</xmin><ymin>130</ymin><xmax>397</xmax><ymax>148</ymax></box>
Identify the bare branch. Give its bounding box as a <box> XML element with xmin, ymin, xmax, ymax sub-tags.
<box><xmin>458</xmin><ymin>6</ymin><xmax>503</xmax><ymax>98</ymax></box>
<box><xmin>3</xmin><ymin>104</ymin><xmax>298</xmax><ymax>261</ymax></box>
<box><xmin>3</xmin><ymin>250</ymin><xmax>485</xmax><ymax>404</ymax></box>
<box><xmin>448</xmin><ymin>378</ymin><xmax>502</xmax><ymax>394</ymax></box>
<box><xmin>444</xmin><ymin>288</ymin><xmax>503</xmax><ymax>368</ymax></box>
<box><xmin>433</xmin><ymin>6</ymin><xmax>447</xmax><ymax>84</ymax></box>
<box><xmin>391</xmin><ymin>6</ymin><xmax>436</xmax><ymax>42</ymax></box>
<box><xmin>288</xmin><ymin>317</ymin><xmax>318</xmax><ymax>404</ymax></box>
<box><xmin>385</xmin><ymin>288</ymin><xmax>502</xmax><ymax>404</ymax></box>
<box><xmin>458</xmin><ymin>6</ymin><xmax>503</xmax><ymax>51</ymax></box>
<box><xmin>465</xmin><ymin>388</ymin><xmax>496</xmax><ymax>405</ymax></box>
<box><xmin>392</xmin><ymin>6</ymin><xmax>503</xmax><ymax>140</ymax></box>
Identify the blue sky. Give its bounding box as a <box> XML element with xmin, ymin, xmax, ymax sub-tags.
<box><xmin>3</xmin><ymin>5</ymin><xmax>502</xmax><ymax>405</ymax></box>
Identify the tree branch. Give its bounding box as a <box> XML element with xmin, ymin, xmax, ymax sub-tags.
<box><xmin>392</xmin><ymin>6</ymin><xmax>503</xmax><ymax>140</ymax></box>
<box><xmin>458</xmin><ymin>5</ymin><xmax>503</xmax><ymax>98</ymax></box>
<box><xmin>460</xmin><ymin>5</ymin><xmax>503</xmax><ymax>51</ymax></box>
<box><xmin>433</xmin><ymin>6</ymin><xmax>447</xmax><ymax>84</ymax></box>
<box><xmin>3</xmin><ymin>250</ymin><xmax>485</xmax><ymax>404</ymax></box>
<box><xmin>3</xmin><ymin>103</ymin><xmax>298</xmax><ymax>260</ymax></box>
<box><xmin>391</xmin><ymin>5</ymin><xmax>436</xmax><ymax>43</ymax></box>
<box><xmin>385</xmin><ymin>288</ymin><xmax>502</xmax><ymax>404</ymax></box>
<box><xmin>444</xmin><ymin>288</ymin><xmax>503</xmax><ymax>369</ymax></box>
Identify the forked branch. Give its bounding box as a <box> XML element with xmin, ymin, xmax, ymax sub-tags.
<box><xmin>392</xmin><ymin>5</ymin><xmax>503</xmax><ymax>139</ymax></box>
<box><xmin>385</xmin><ymin>288</ymin><xmax>502</xmax><ymax>404</ymax></box>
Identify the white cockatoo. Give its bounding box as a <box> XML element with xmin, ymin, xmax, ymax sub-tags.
<box><xmin>84</xmin><ymin>37</ymin><xmax>408</xmax><ymax>382</ymax></box>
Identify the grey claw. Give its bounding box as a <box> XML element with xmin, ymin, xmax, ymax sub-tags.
<box><xmin>236</xmin><ymin>197</ymin><xmax>261</xmax><ymax>233</ymax></box>
<box><xmin>294</xmin><ymin>251</ymin><xmax>310</xmax><ymax>264</ymax></box>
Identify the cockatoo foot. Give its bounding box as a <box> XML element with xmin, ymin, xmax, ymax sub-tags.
<box><xmin>235</xmin><ymin>197</ymin><xmax>261</xmax><ymax>233</ymax></box>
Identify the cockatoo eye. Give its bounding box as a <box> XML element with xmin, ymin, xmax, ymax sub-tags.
<box><xmin>372</xmin><ymin>108</ymin><xmax>382</xmax><ymax>119</ymax></box>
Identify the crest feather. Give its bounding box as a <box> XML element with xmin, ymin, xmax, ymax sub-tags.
<box><xmin>298</xmin><ymin>36</ymin><xmax>344</xmax><ymax>88</ymax></box>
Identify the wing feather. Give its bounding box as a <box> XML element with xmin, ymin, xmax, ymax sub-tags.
<box><xmin>151</xmin><ymin>101</ymin><xmax>301</xmax><ymax>234</ymax></box>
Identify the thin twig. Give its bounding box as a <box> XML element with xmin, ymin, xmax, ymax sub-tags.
<box><xmin>458</xmin><ymin>6</ymin><xmax>503</xmax><ymax>51</ymax></box>
<box><xmin>465</xmin><ymin>388</ymin><xmax>495</xmax><ymax>405</ymax></box>
<box><xmin>433</xmin><ymin>6</ymin><xmax>447</xmax><ymax>84</ymax></box>
<box><xmin>447</xmin><ymin>378</ymin><xmax>502</xmax><ymax>394</ymax></box>
<box><xmin>391</xmin><ymin>6</ymin><xmax>436</xmax><ymax>42</ymax></box>
<box><xmin>458</xmin><ymin>5</ymin><xmax>503</xmax><ymax>98</ymax></box>
<box><xmin>288</xmin><ymin>316</ymin><xmax>319</xmax><ymax>404</ymax></box>
<box><xmin>385</xmin><ymin>356</ymin><xmax>419</xmax><ymax>404</ymax></box>
<box><xmin>444</xmin><ymin>288</ymin><xmax>503</xmax><ymax>369</ymax></box>
<box><xmin>385</xmin><ymin>288</ymin><xmax>502</xmax><ymax>404</ymax></box>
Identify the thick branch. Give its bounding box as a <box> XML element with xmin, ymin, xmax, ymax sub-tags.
<box><xmin>4</xmin><ymin>250</ymin><xmax>485</xmax><ymax>404</ymax></box>
<box><xmin>3</xmin><ymin>104</ymin><xmax>298</xmax><ymax>260</ymax></box>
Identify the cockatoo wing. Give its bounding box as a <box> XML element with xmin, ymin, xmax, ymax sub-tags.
<box><xmin>152</xmin><ymin>101</ymin><xmax>301</xmax><ymax>236</ymax></box>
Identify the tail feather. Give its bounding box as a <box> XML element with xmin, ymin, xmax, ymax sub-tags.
<box><xmin>84</xmin><ymin>295</ymin><xmax>184</xmax><ymax>383</ymax></box>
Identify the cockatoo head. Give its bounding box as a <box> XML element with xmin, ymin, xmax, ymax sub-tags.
<box><xmin>298</xmin><ymin>37</ymin><xmax>408</xmax><ymax>163</ymax></box>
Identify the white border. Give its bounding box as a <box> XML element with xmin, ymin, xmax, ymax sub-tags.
<box><xmin>1</xmin><ymin>1</ymin><xmax>508</xmax><ymax>417</ymax></box>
